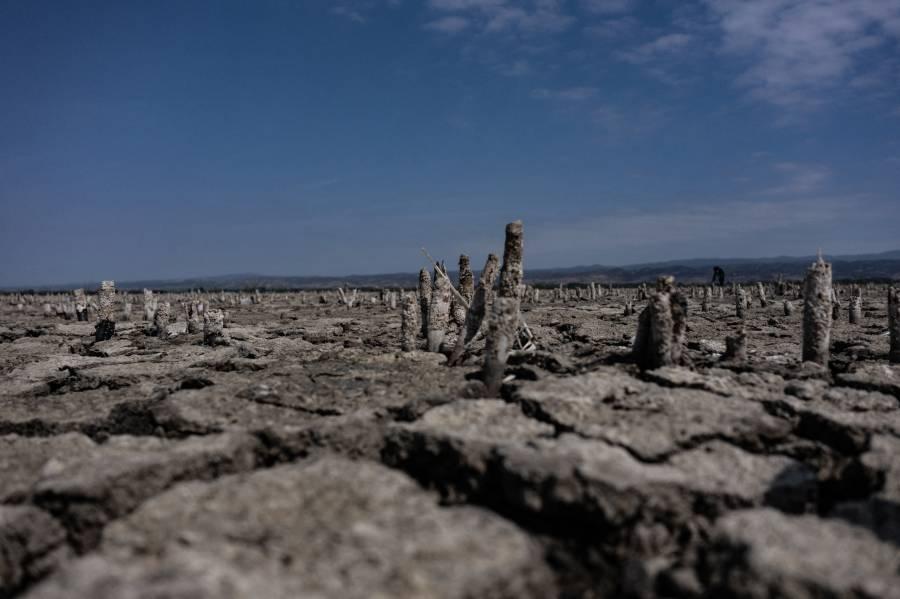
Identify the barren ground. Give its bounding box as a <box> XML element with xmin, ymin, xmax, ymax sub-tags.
<box><xmin>1</xmin><ymin>288</ymin><xmax>898</xmax><ymax>598</ymax></box>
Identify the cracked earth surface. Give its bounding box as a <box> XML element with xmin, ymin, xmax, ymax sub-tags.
<box><xmin>1</xmin><ymin>289</ymin><xmax>898</xmax><ymax>598</ymax></box>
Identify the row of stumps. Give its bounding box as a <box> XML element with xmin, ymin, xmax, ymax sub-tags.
<box><xmin>401</xmin><ymin>221</ymin><xmax>525</xmax><ymax>396</ymax></box>
<box><xmin>83</xmin><ymin>281</ymin><xmax>227</xmax><ymax>346</ymax></box>
<box><xmin>632</xmin><ymin>254</ymin><xmax>900</xmax><ymax>369</ymax></box>
<box><xmin>801</xmin><ymin>256</ymin><xmax>900</xmax><ymax>365</ymax></box>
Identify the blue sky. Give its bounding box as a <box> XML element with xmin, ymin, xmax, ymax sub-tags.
<box><xmin>1</xmin><ymin>0</ymin><xmax>899</xmax><ymax>286</ymax></box>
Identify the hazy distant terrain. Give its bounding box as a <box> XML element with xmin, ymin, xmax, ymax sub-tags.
<box><xmin>10</xmin><ymin>249</ymin><xmax>899</xmax><ymax>292</ymax></box>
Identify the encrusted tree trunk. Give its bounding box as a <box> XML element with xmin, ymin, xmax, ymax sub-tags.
<box><xmin>724</xmin><ymin>327</ymin><xmax>748</xmax><ymax>362</ymax></box>
<box><xmin>94</xmin><ymin>281</ymin><xmax>117</xmax><ymax>342</ymax></box>
<box><xmin>657</xmin><ymin>275</ymin><xmax>674</xmax><ymax>294</ymax></box>
<box><xmin>74</xmin><ymin>288</ymin><xmax>88</xmax><ymax>322</ymax></box>
<box><xmin>499</xmin><ymin>221</ymin><xmax>523</xmax><ymax>299</ymax></box>
<box><xmin>802</xmin><ymin>257</ymin><xmax>832</xmax><ymax>366</ymax></box>
<box><xmin>831</xmin><ymin>289</ymin><xmax>841</xmax><ymax>321</ymax></box>
<box><xmin>418</xmin><ymin>269</ymin><xmax>431</xmax><ymax>338</ymax></box>
<box><xmin>482</xmin><ymin>297</ymin><xmax>519</xmax><ymax>397</ymax></box>
<box><xmin>186</xmin><ymin>301</ymin><xmax>203</xmax><ymax>334</ymax></box>
<box><xmin>889</xmin><ymin>287</ymin><xmax>900</xmax><ymax>364</ymax></box>
<box><xmin>151</xmin><ymin>302</ymin><xmax>172</xmax><ymax>339</ymax></box>
<box><xmin>143</xmin><ymin>289</ymin><xmax>156</xmax><ymax>322</ymax></box>
<box><xmin>671</xmin><ymin>290</ymin><xmax>688</xmax><ymax>365</ymax></box>
<box><xmin>466</xmin><ymin>255</ymin><xmax>500</xmax><ymax>341</ymax></box>
<box><xmin>448</xmin><ymin>254</ymin><xmax>500</xmax><ymax>365</ymax></box>
<box><xmin>427</xmin><ymin>275</ymin><xmax>452</xmax><ymax>352</ymax></box>
<box><xmin>784</xmin><ymin>300</ymin><xmax>794</xmax><ymax>316</ymax></box>
<box><xmin>203</xmin><ymin>309</ymin><xmax>227</xmax><ymax>346</ymax></box>
<box><xmin>458</xmin><ymin>255</ymin><xmax>474</xmax><ymax>303</ymax></box>
<box><xmin>735</xmin><ymin>287</ymin><xmax>746</xmax><ymax>318</ymax></box>
<box><xmin>632</xmin><ymin>277</ymin><xmax>688</xmax><ymax>370</ymax></box>
<box><xmin>400</xmin><ymin>293</ymin><xmax>419</xmax><ymax>352</ymax></box>
<box><xmin>451</xmin><ymin>254</ymin><xmax>474</xmax><ymax>327</ymax></box>
<box><xmin>849</xmin><ymin>295</ymin><xmax>862</xmax><ymax>324</ymax></box>
<box><xmin>633</xmin><ymin>292</ymin><xmax>673</xmax><ymax>370</ymax></box>
<box><xmin>757</xmin><ymin>282</ymin><xmax>768</xmax><ymax>308</ymax></box>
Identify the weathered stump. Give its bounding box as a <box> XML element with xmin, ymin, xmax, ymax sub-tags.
<box><xmin>94</xmin><ymin>281</ymin><xmax>116</xmax><ymax>342</ymax></box>
<box><xmin>499</xmin><ymin>220</ymin><xmax>523</xmax><ymax>299</ymax></box>
<box><xmin>427</xmin><ymin>275</ymin><xmax>451</xmax><ymax>352</ymax></box>
<box><xmin>203</xmin><ymin>309</ymin><xmax>227</xmax><ymax>346</ymax></box>
<box><xmin>449</xmin><ymin>254</ymin><xmax>501</xmax><ymax>366</ymax></box>
<box><xmin>849</xmin><ymin>295</ymin><xmax>862</xmax><ymax>324</ymax></box>
<box><xmin>451</xmin><ymin>254</ymin><xmax>474</xmax><ymax>327</ymax></box>
<box><xmin>418</xmin><ymin>269</ymin><xmax>431</xmax><ymax>338</ymax></box>
<box><xmin>802</xmin><ymin>257</ymin><xmax>832</xmax><ymax>366</ymax></box>
<box><xmin>783</xmin><ymin>300</ymin><xmax>794</xmax><ymax>316</ymax></box>
<box><xmin>400</xmin><ymin>293</ymin><xmax>419</xmax><ymax>352</ymax></box>
<box><xmin>724</xmin><ymin>327</ymin><xmax>748</xmax><ymax>362</ymax></box>
<box><xmin>632</xmin><ymin>277</ymin><xmax>688</xmax><ymax>370</ymax></box>
<box><xmin>889</xmin><ymin>287</ymin><xmax>900</xmax><ymax>363</ymax></box>
<box><xmin>151</xmin><ymin>302</ymin><xmax>172</xmax><ymax>338</ymax></box>
<box><xmin>482</xmin><ymin>297</ymin><xmax>519</xmax><ymax>397</ymax></box>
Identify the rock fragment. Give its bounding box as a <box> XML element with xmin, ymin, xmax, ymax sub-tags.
<box><xmin>0</xmin><ymin>506</ymin><xmax>69</xmax><ymax>596</ymax></box>
<box><xmin>702</xmin><ymin>509</ymin><xmax>900</xmax><ymax>599</ymax></box>
<box><xmin>27</xmin><ymin>457</ymin><xmax>555</xmax><ymax>599</ymax></box>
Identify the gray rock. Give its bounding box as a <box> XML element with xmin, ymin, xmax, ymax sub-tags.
<box><xmin>385</xmin><ymin>398</ymin><xmax>816</xmax><ymax>585</ymax></box>
<box><xmin>28</xmin><ymin>457</ymin><xmax>555</xmax><ymax>599</ymax></box>
<box><xmin>32</xmin><ymin>433</ymin><xmax>260</xmax><ymax>551</ymax></box>
<box><xmin>831</xmin><ymin>434</ymin><xmax>900</xmax><ymax>546</ymax></box>
<box><xmin>0</xmin><ymin>433</ymin><xmax>98</xmax><ymax>503</ymax></box>
<box><xmin>256</xmin><ymin>409</ymin><xmax>388</xmax><ymax>462</ymax></box>
<box><xmin>0</xmin><ymin>506</ymin><xmax>69</xmax><ymax>596</ymax></box>
<box><xmin>703</xmin><ymin>508</ymin><xmax>900</xmax><ymax>599</ymax></box>
<box><xmin>512</xmin><ymin>370</ymin><xmax>793</xmax><ymax>461</ymax></box>
<box><xmin>837</xmin><ymin>363</ymin><xmax>900</xmax><ymax>399</ymax></box>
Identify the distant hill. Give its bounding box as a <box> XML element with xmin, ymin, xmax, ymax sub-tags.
<box><xmin>5</xmin><ymin>250</ymin><xmax>899</xmax><ymax>292</ymax></box>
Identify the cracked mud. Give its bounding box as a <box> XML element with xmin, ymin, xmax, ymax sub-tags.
<box><xmin>1</xmin><ymin>288</ymin><xmax>899</xmax><ymax>598</ymax></box>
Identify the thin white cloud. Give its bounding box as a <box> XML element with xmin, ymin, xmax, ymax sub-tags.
<box><xmin>764</xmin><ymin>162</ymin><xmax>831</xmax><ymax>195</ymax></box>
<box><xmin>531</xmin><ymin>86</ymin><xmax>598</xmax><ymax>100</ymax></box>
<box><xmin>429</xmin><ymin>0</ymin><xmax>505</xmax><ymax>9</ymax></box>
<box><xmin>584</xmin><ymin>16</ymin><xmax>638</xmax><ymax>39</ymax></box>
<box><xmin>617</xmin><ymin>33</ymin><xmax>692</xmax><ymax>64</ymax></box>
<box><xmin>702</xmin><ymin>0</ymin><xmax>900</xmax><ymax>110</ymax></box>
<box><xmin>581</xmin><ymin>0</ymin><xmax>638</xmax><ymax>15</ymax></box>
<box><xmin>427</xmin><ymin>0</ymin><xmax>575</xmax><ymax>35</ymax></box>
<box><xmin>425</xmin><ymin>15</ymin><xmax>471</xmax><ymax>33</ymax></box>
<box><xmin>591</xmin><ymin>102</ymin><xmax>667</xmax><ymax>136</ymax></box>
<box><xmin>331</xmin><ymin>5</ymin><xmax>367</xmax><ymax>23</ymax></box>
<box><xmin>529</xmin><ymin>196</ymin><xmax>866</xmax><ymax>255</ymax></box>
<box><xmin>498</xmin><ymin>59</ymin><xmax>533</xmax><ymax>76</ymax></box>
